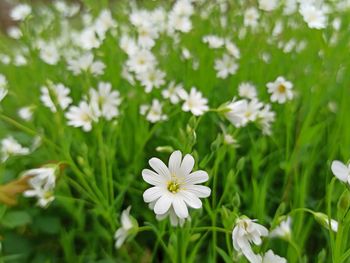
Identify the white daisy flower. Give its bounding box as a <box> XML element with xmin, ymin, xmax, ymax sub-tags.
<box><xmin>178</xmin><ymin>87</ymin><xmax>209</xmax><ymax>116</ymax></box>
<box><xmin>90</xmin><ymin>82</ymin><xmax>121</xmax><ymax>121</ymax></box>
<box><xmin>162</xmin><ymin>81</ymin><xmax>184</xmax><ymax>104</ymax></box>
<box><xmin>331</xmin><ymin>160</ymin><xmax>350</xmax><ymax>184</ymax></box>
<box><xmin>202</xmin><ymin>35</ymin><xmax>225</xmax><ymax>49</ymax></box>
<box><xmin>244</xmin><ymin>7</ymin><xmax>260</xmax><ymax>28</ymax></box>
<box><xmin>67</xmin><ymin>53</ymin><xmax>105</xmax><ymax>76</ymax></box>
<box><xmin>140</xmin><ymin>99</ymin><xmax>167</xmax><ymax>123</ymax></box>
<box><xmin>137</xmin><ymin>68</ymin><xmax>166</xmax><ymax>93</ymax></box>
<box><xmin>232</xmin><ymin>217</ymin><xmax>268</xmax><ymax>263</ymax></box>
<box><xmin>114</xmin><ymin>206</ymin><xmax>138</xmax><ymax>249</ymax></box>
<box><xmin>238</xmin><ymin>82</ymin><xmax>257</xmax><ymax>99</ymax></box>
<box><xmin>224</xmin><ymin>99</ymin><xmax>249</xmax><ymax>128</ymax></box>
<box><xmin>39</xmin><ymin>44</ymin><xmax>60</xmax><ymax>65</ymax></box>
<box><xmin>142</xmin><ymin>150</ymin><xmax>211</xmax><ymax>219</ymax></box>
<box><xmin>65</xmin><ymin>101</ymin><xmax>98</xmax><ymax>132</ymax></box>
<box><xmin>126</xmin><ymin>49</ymin><xmax>156</xmax><ymax>74</ymax></box>
<box><xmin>10</xmin><ymin>4</ymin><xmax>32</xmax><ymax>21</ymax></box>
<box><xmin>299</xmin><ymin>4</ymin><xmax>327</xmax><ymax>30</ymax></box>
<box><xmin>18</xmin><ymin>106</ymin><xmax>34</xmax><ymax>121</ymax></box>
<box><xmin>266</xmin><ymin>76</ymin><xmax>293</xmax><ymax>104</ymax></box>
<box><xmin>1</xmin><ymin>137</ymin><xmax>30</xmax><ymax>163</ymax></box>
<box><xmin>214</xmin><ymin>54</ymin><xmax>238</xmax><ymax>79</ymax></box>
<box><xmin>40</xmin><ymin>83</ymin><xmax>72</xmax><ymax>113</ymax></box>
<box><xmin>23</xmin><ymin>167</ymin><xmax>57</xmax><ymax>208</ymax></box>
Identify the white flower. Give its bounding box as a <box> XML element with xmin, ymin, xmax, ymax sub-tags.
<box><xmin>67</xmin><ymin>53</ymin><xmax>105</xmax><ymax>76</ymax></box>
<box><xmin>259</xmin><ymin>0</ymin><xmax>278</xmax><ymax>12</ymax></box>
<box><xmin>152</xmin><ymin>203</ymin><xmax>189</xmax><ymax>227</ymax></box>
<box><xmin>299</xmin><ymin>4</ymin><xmax>327</xmax><ymax>30</ymax></box>
<box><xmin>1</xmin><ymin>137</ymin><xmax>30</xmax><ymax>162</ymax></box>
<box><xmin>23</xmin><ymin>167</ymin><xmax>56</xmax><ymax>208</ymax></box>
<box><xmin>114</xmin><ymin>206</ymin><xmax>137</xmax><ymax>249</ymax></box>
<box><xmin>244</xmin><ymin>8</ymin><xmax>260</xmax><ymax>28</ymax></box>
<box><xmin>90</xmin><ymin>82</ymin><xmax>121</xmax><ymax>120</ymax></box>
<box><xmin>126</xmin><ymin>49</ymin><xmax>156</xmax><ymax>74</ymax></box>
<box><xmin>331</xmin><ymin>160</ymin><xmax>350</xmax><ymax>184</ymax></box>
<box><xmin>202</xmin><ymin>35</ymin><xmax>225</xmax><ymax>49</ymax></box>
<box><xmin>142</xmin><ymin>150</ymin><xmax>211</xmax><ymax>219</ymax></box>
<box><xmin>232</xmin><ymin>217</ymin><xmax>268</xmax><ymax>263</ymax></box>
<box><xmin>95</xmin><ymin>9</ymin><xmax>117</xmax><ymax>39</ymax></box>
<box><xmin>65</xmin><ymin>101</ymin><xmax>98</xmax><ymax>132</ymax></box>
<box><xmin>18</xmin><ymin>106</ymin><xmax>34</xmax><ymax>121</ymax></box>
<box><xmin>224</xmin><ymin>99</ymin><xmax>249</xmax><ymax>128</ymax></box>
<box><xmin>178</xmin><ymin>87</ymin><xmax>209</xmax><ymax>116</ymax></box>
<box><xmin>257</xmin><ymin>104</ymin><xmax>275</xmax><ymax>135</ymax></box>
<box><xmin>39</xmin><ymin>44</ymin><xmax>60</xmax><ymax>65</ymax></box>
<box><xmin>40</xmin><ymin>83</ymin><xmax>72</xmax><ymax>112</ymax></box>
<box><xmin>137</xmin><ymin>68</ymin><xmax>166</xmax><ymax>93</ymax></box>
<box><xmin>243</xmin><ymin>99</ymin><xmax>263</xmax><ymax>122</ymax></box>
<box><xmin>270</xmin><ymin>217</ymin><xmax>292</xmax><ymax>240</ymax></box>
<box><xmin>162</xmin><ymin>82</ymin><xmax>184</xmax><ymax>104</ymax></box>
<box><xmin>7</xmin><ymin>27</ymin><xmax>22</xmax><ymax>39</ymax></box>
<box><xmin>266</xmin><ymin>76</ymin><xmax>293</xmax><ymax>104</ymax></box>
<box><xmin>239</xmin><ymin>82</ymin><xmax>257</xmax><ymax>99</ymax></box>
<box><xmin>79</xmin><ymin>27</ymin><xmax>101</xmax><ymax>50</ymax></box>
<box><xmin>262</xmin><ymin>250</ymin><xmax>287</xmax><ymax>263</ymax></box>
<box><xmin>10</xmin><ymin>4</ymin><xmax>32</xmax><ymax>21</ymax></box>
<box><xmin>137</xmin><ymin>24</ymin><xmax>159</xmax><ymax>49</ymax></box>
<box><xmin>214</xmin><ymin>54</ymin><xmax>238</xmax><ymax>79</ymax></box>
<box><xmin>140</xmin><ymin>99</ymin><xmax>167</xmax><ymax>123</ymax></box>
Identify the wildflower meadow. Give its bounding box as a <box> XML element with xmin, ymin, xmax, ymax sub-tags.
<box><xmin>0</xmin><ymin>0</ymin><xmax>350</xmax><ymax>262</ymax></box>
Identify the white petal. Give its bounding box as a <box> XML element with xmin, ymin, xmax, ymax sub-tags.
<box><xmin>186</xmin><ymin>185</ymin><xmax>211</xmax><ymax>198</ymax></box>
<box><xmin>185</xmin><ymin>170</ymin><xmax>209</xmax><ymax>185</ymax></box>
<box><xmin>149</xmin><ymin>158</ymin><xmax>171</xmax><ymax>179</ymax></box>
<box><xmin>143</xmin><ymin>187</ymin><xmax>164</xmax><ymax>202</ymax></box>
<box><xmin>179</xmin><ymin>191</ymin><xmax>202</xmax><ymax>209</ymax></box>
<box><xmin>180</xmin><ymin>154</ymin><xmax>195</xmax><ymax>176</ymax></box>
<box><xmin>154</xmin><ymin>195</ymin><xmax>172</xmax><ymax>215</ymax></box>
<box><xmin>142</xmin><ymin>169</ymin><xmax>165</xmax><ymax>186</ymax></box>
<box><xmin>169</xmin><ymin>150</ymin><xmax>182</xmax><ymax>174</ymax></box>
<box><xmin>331</xmin><ymin>160</ymin><xmax>349</xmax><ymax>182</ymax></box>
<box><xmin>172</xmin><ymin>196</ymin><xmax>189</xmax><ymax>218</ymax></box>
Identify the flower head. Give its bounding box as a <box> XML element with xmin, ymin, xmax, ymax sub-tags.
<box><xmin>178</xmin><ymin>87</ymin><xmax>209</xmax><ymax>116</ymax></box>
<box><xmin>1</xmin><ymin>137</ymin><xmax>30</xmax><ymax>163</ymax></box>
<box><xmin>266</xmin><ymin>76</ymin><xmax>293</xmax><ymax>104</ymax></box>
<box><xmin>142</xmin><ymin>150</ymin><xmax>211</xmax><ymax>220</ymax></box>
<box><xmin>114</xmin><ymin>206</ymin><xmax>138</xmax><ymax>249</ymax></box>
<box><xmin>65</xmin><ymin>101</ymin><xmax>98</xmax><ymax>132</ymax></box>
<box><xmin>331</xmin><ymin>160</ymin><xmax>350</xmax><ymax>184</ymax></box>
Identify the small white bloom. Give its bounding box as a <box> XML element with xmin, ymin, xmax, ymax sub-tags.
<box><xmin>79</xmin><ymin>27</ymin><xmax>101</xmax><ymax>50</ymax></box>
<box><xmin>39</xmin><ymin>44</ymin><xmax>60</xmax><ymax>65</ymax></box>
<box><xmin>65</xmin><ymin>101</ymin><xmax>98</xmax><ymax>132</ymax></box>
<box><xmin>7</xmin><ymin>27</ymin><xmax>22</xmax><ymax>39</ymax></box>
<box><xmin>141</xmin><ymin>99</ymin><xmax>167</xmax><ymax>123</ymax></box>
<box><xmin>67</xmin><ymin>53</ymin><xmax>105</xmax><ymax>76</ymax></box>
<box><xmin>90</xmin><ymin>82</ymin><xmax>121</xmax><ymax>120</ymax></box>
<box><xmin>162</xmin><ymin>82</ymin><xmax>184</xmax><ymax>104</ymax></box>
<box><xmin>1</xmin><ymin>137</ymin><xmax>30</xmax><ymax>163</ymax></box>
<box><xmin>126</xmin><ymin>49</ymin><xmax>156</xmax><ymax>74</ymax></box>
<box><xmin>232</xmin><ymin>217</ymin><xmax>268</xmax><ymax>263</ymax></box>
<box><xmin>114</xmin><ymin>206</ymin><xmax>138</xmax><ymax>249</ymax></box>
<box><xmin>18</xmin><ymin>106</ymin><xmax>34</xmax><ymax>121</ymax></box>
<box><xmin>257</xmin><ymin>104</ymin><xmax>276</xmax><ymax>135</ymax></box>
<box><xmin>259</xmin><ymin>0</ymin><xmax>278</xmax><ymax>12</ymax></box>
<box><xmin>178</xmin><ymin>87</ymin><xmax>209</xmax><ymax>116</ymax></box>
<box><xmin>137</xmin><ymin>68</ymin><xmax>166</xmax><ymax>93</ymax></box>
<box><xmin>40</xmin><ymin>83</ymin><xmax>72</xmax><ymax>112</ymax></box>
<box><xmin>270</xmin><ymin>217</ymin><xmax>292</xmax><ymax>240</ymax></box>
<box><xmin>244</xmin><ymin>7</ymin><xmax>260</xmax><ymax>28</ymax></box>
<box><xmin>239</xmin><ymin>82</ymin><xmax>257</xmax><ymax>99</ymax></box>
<box><xmin>266</xmin><ymin>76</ymin><xmax>293</xmax><ymax>104</ymax></box>
<box><xmin>10</xmin><ymin>4</ymin><xmax>32</xmax><ymax>21</ymax></box>
<box><xmin>299</xmin><ymin>4</ymin><xmax>327</xmax><ymax>30</ymax></box>
<box><xmin>331</xmin><ymin>160</ymin><xmax>350</xmax><ymax>183</ymax></box>
<box><xmin>142</xmin><ymin>150</ymin><xmax>211</xmax><ymax>219</ymax></box>
<box><xmin>202</xmin><ymin>35</ymin><xmax>225</xmax><ymax>49</ymax></box>
<box><xmin>214</xmin><ymin>54</ymin><xmax>238</xmax><ymax>79</ymax></box>
<box><xmin>262</xmin><ymin>250</ymin><xmax>287</xmax><ymax>263</ymax></box>
<box><xmin>224</xmin><ymin>99</ymin><xmax>249</xmax><ymax>128</ymax></box>
<box><xmin>23</xmin><ymin>167</ymin><xmax>56</xmax><ymax>208</ymax></box>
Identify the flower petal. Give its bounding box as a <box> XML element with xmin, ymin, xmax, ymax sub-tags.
<box><xmin>331</xmin><ymin>160</ymin><xmax>348</xmax><ymax>182</ymax></box>
<box><xmin>180</xmin><ymin>154</ymin><xmax>195</xmax><ymax>176</ymax></box>
<box><xmin>169</xmin><ymin>150</ymin><xmax>182</xmax><ymax>175</ymax></box>
<box><xmin>142</xmin><ymin>169</ymin><xmax>165</xmax><ymax>186</ymax></box>
<box><xmin>179</xmin><ymin>191</ymin><xmax>202</xmax><ymax>209</ymax></box>
<box><xmin>172</xmin><ymin>196</ymin><xmax>189</xmax><ymax>218</ymax></box>
<box><xmin>143</xmin><ymin>187</ymin><xmax>164</xmax><ymax>203</ymax></box>
<box><xmin>154</xmin><ymin>195</ymin><xmax>172</xmax><ymax>215</ymax></box>
<box><xmin>149</xmin><ymin>157</ymin><xmax>171</xmax><ymax>179</ymax></box>
<box><xmin>185</xmin><ymin>170</ymin><xmax>209</xmax><ymax>185</ymax></box>
<box><xmin>186</xmin><ymin>185</ymin><xmax>211</xmax><ymax>198</ymax></box>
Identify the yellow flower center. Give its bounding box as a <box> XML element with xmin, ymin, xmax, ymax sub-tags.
<box><xmin>167</xmin><ymin>181</ymin><xmax>180</xmax><ymax>193</ymax></box>
<box><xmin>277</xmin><ymin>84</ymin><xmax>286</xmax><ymax>93</ymax></box>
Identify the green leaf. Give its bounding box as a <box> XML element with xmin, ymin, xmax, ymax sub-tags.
<box><xmin>1</xmin><ymin>210</ymin><xmax>32</xmax><ymax>228</ymax></box>
<box><xmin>216</xmin><ymin>246</ymin><xmax>232</xmax><ymax>263</ymax></box>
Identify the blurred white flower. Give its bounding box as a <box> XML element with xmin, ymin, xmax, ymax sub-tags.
<box><xmin>10</xmin><ymin>4</ymin><xmax>32</xmax><ymax>21</ymax></box>
<box><xmin>232</xmin><ymin>217</ymin><xmax>268</xmax><ymax>263</ymax></box>
<box><xmin>40</xmin><ymin>44</ymin><xmax>60</xmax><ymax>65</ymax></box>
<box><xmin>126</xmin><ymin>49</ymin><xmax>156</xmax><ymax>74</ymax></box>
<box><xmin>266</xmin><ymin>76</ymin><xmax>293</xmax><ymax>104</ymax></box>
<box><xmin>270</xmin><ymin>217</ymin><xmax>292</xmax><ymax>240</ymax></box>
<box><xmin>7</xmin><ymin>27</ymin><xmax>22</xmax><ymax>39</ymax></box>
<box><xmin>142</xmin><ymin>150</ymin><xmax>211</xmax><ymax>219</ymax></box>
<box><xmin>331</xmin><ymin>160</ymin><xmax>350</xmax><ymax>184</ymax></box>
<box><xmin>244</xmin><ymin>7</ymin><xmax>260</xmax><ymax>28</ymax></box>
<box><xmin>18</xmin><ymin>106</ymin><xmax>34</xmax><ymax>121</ymax></box>
<box><xmin>23</xmin><ymin>167</ymin><xmax>57</xmax><ymax>208</ymax></box>
<box><xmin>259</xmin><ymin>0</ymin><xmax>278</xmax><ymax>11</ymax></box>
<box><xmin>224</xmin><ymin>99</ymin><xmax>249</xmax><ymax>128</ymax></box>
<box><xmin>90</xmin><ymin>82</ymin><xmax>121</xmax><ymax>121</ymax></box>
<box><xmin>137</xmin><ymin>68</ymin><xmax>166</xmax><ymax>93</ymax></box>
<box><xmin>262</xmin><ymin>250</ymin><xmax>287</xmax><ymax>263</ymax></box>
<box><xmin>114</xmin><ymin>206</ymin><xmax>138</xmax><ymax>248</ymax></box>
<box><xmin>257</xmin><ymin>104</ymin><xmax>275</xmax><ymax>135</ymax></box>
<box><xmin>178</xmin><ymin>87</ymin><xmax>209</xmax><ymax>116</ymax></box>
<box><xmin>65</xmin><ymin>101</ymin><xmax>98</xmax><ymax>132</ymax></box>
<box><xmin>140</xmin><ymin>99</ymin><xmax>167</xmax><ymax>123</ymax></box>
<box><xmin>162</xmin><ymin>82</ymin><xmax>184</xmax><ymax>104</ymax></box>
<box><xmin>214</xmin><ymin>54</ymin><xmax>238</xmax><ymax>79</ymax></box>
<box><xmin>40</xmin><ymin>83</ymin><xmax>72</xmax><ymax>112</ymax></box>
<box><xmin>239</xmin><ymin>82</ymin><xmax>257</xmax><ymax>99</ymax></box>
<box><xmin>1</xmin><ymin>137</ymin><xmax>30</xmax><ymax>163</ymax></box>
<box><xmin>67</xmin><ymin>53</ymin><xmax>105</xmax><ymax>76</ymax></box>
<box><xmin>202</xmin><ymin>35</ymin><xmax>225</xmax><ymax>49</ymax></box>
<box><xmin>299</xmin><ymin>4</ymin><xmax>327</xmax><ymax>29</ymax></box>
